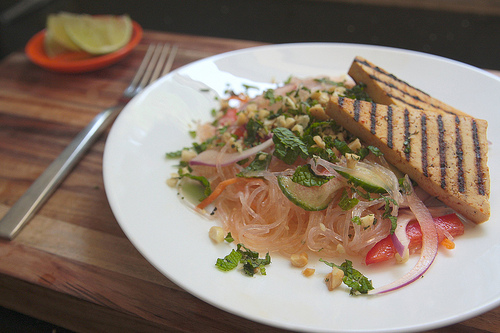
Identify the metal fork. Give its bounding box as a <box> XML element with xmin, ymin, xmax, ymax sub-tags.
<box><xmin>0</xmin><ymin>43</ymin><xmax>178</xmax><ymax>240</ymax></box>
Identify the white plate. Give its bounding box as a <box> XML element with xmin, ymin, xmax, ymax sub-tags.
<box><xmin>103</xmin><ymin>43</ymin><xmax>500</xmax><ymax>332</ymax></box>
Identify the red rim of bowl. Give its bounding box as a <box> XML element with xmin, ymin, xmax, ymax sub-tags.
<box><xmin>25</xmin><ymin>20</ymin><xmax>143</xmax><ymax>73</ymax></box>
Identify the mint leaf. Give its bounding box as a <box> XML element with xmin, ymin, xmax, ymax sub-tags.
<box><xmin>224</xmin><ymin>232</ymin><xmax>234</xmax><ymax>243</ymax></box>
<box><xmin>166</xmin><ymin>150</ymin><xmax>182</xmax><ymax>158</ymax></box>
<box><xmin>215</xmin><ymin>243</ymin><xmax>271</xmax><ymax>276</ymax></box>
<box><xmin>292</xmin><ymin>165</ymin><xmax>332</xmax><ymax>187</ymax></box>
<box><xmin>244</xmin><ymin>117</ymin><xmax>264</xmax><ymax>146</ymax></box>
<box><xmin>272</xmin><ymin>127</ymin><xmax>309</xmax><ymax>164</ymax></box>
<box><xmin>237</xmin><ymin>152</ymin><xmax>271</xmax><ymax>178</ymax></box>
<box><xmin>342</xmin><ymin>83</ymin><xmax>372</xmax><ymax>102</ymax></box>
<box><xmin>382</xmin><ymin>197</ymin><xmax>398</xmax><ymax>234</ymax></box>
<box><xmin>179</xmin><ymin>173</ymin><xmax>212</xmax><ymax>199</ymax></box>
<box><xmin>332</xmin><ymin>139</ymin><xmax>353</xmax><ymax>156</ymax></box>
<box><xmin>338</xmin><ymin>189</ymin><xmax>359</xmax><ymax>211</ymax></box>
<box><xmin>320</xmin><ymin>259</ymin><xmax>374</xmax><ymax>295</ymax></box>
<box><xmin>238</xmin><ymin>244</ymin><xmax>271</xmax><ymax>276</ymax></box>
<box><xmin>263</xmin><ymin>89</ymin><xmax>283</xmax><ymax>104</ymax></box>
<box><xmin>216</xmin><ymin>249</ymin><xmax>242</xmax><ymax>271</ymax></box>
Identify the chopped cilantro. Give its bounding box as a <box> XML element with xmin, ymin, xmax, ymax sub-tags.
<box><xmin>292</xmin><ymin>165</ymin><xmax>332</xmax><ymax>187</ymax></box>
<box><xmin>320</xmin><ymin>259</ymin><xmax>374</xmax><ymax>295</ymax></box>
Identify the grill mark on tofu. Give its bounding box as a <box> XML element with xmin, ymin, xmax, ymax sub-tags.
<box><xmin>455</xmin><ymin>116</ymin><xmax>465</xmax><ymax>193</ymax></box>
<box><xmin>437</xmin><ymin>115</ymin><xmax>447</xmax><ymax>189</ymax></box>
<box><xmin>370</xmin><ymin>102</ymin><xmax>377</xmax><ymax>134</ymax></box>
<box><xmin>421</xmin><ymin>114</ymin><xmax>428</xmax><ymax>177</ymax></box>
<box><xmin>354</xmin><ymin>99</ymin><xmax>360</xmax><ymax>121</ymax></box>
<box><xmin>404</xmin><ymin>109</ymin><xmax>410</xmax><ymax>161</ymax></box>
<box><xmin>472</xmin><ymin>119</ymin><xmax>486</xmax><ymax>195</ymax></box>
<box><xmin>387</xmin><ymin>106</ymin><xmax>393</xmax><ymax>149</ymax></box>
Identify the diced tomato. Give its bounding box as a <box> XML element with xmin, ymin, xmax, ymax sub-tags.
<box><xmin>219</xmin><ymin>108</ymin><xmax>238</xmax><ymax>126</ymax></box>
<box><xmin>365</xmin><ymin>213</ymin><xmax>465</xmax><ymax>265</ymax></box>
<box><xmin>232</xmin><ymin>125</ymin><xmax>246</xmax><ymax>138</ymax></box>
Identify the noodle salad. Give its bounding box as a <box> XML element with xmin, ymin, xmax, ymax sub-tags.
<box><xmin>167</xmin><ymin>76</ymin><xmax>465</xmax><ymax>295</ymax></box>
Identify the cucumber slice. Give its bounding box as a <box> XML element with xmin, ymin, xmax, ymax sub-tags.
<box><xmin>277</xmin><ymin>176</ymin><xmax>342</xmax><ymax>211</ymax></box>
<box><xmin>335</xmin><ymin>166</ymin><xmax>387</xmax><ymax>194</ymax></box>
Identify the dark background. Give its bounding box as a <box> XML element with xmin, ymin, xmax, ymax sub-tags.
<box><xmin>1</xmin><ymin>0</ymin><xmax>499</xmax><ymax>69</ymax></box>
<box><xmin>0</xmin><ymin>0</ymin><xmax>498</xmax><ymax>332</ymax></box>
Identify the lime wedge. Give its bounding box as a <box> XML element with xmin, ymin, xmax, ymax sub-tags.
<box><xmin>64</xmin><ymin>14</ymin><xmax>132</xmax><ymax>55</ymax></box>
<box><xmin>44</xmin><ymin>13</ymin><xmax>82</xmax><ymax>57</ymax></box>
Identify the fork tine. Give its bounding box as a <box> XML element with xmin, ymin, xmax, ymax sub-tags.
<box><xmin>138</xmin><ymin>44</ymin><xmax>163</xmax><ymax>91</ymax></box>
<box><xmin>150</xmin><ymin>44</ymin><xmax>171</xmax><ymax>83</ymax></box>
<box><xmin>125</xmin><ymin>44</ymin><xmax>155</xmax><ymax>95</ymax></box>
<box><xmin>161</xmin><ymin>44</ymin><xmax>178</xmax><ymax>77</ymax></box>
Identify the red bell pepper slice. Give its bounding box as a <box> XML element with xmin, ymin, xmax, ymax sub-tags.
<box><xmin>365</xmin><ymin>213</ymin><xmax>464</xmax><ymax>265</ymax></box>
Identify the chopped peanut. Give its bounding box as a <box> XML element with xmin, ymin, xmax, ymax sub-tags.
<box><xmin>325</xmin><ymin>266</ymin><xmax>344</xmax><ymax>291</ymax></box>
<box><xmin>290</xmin><ymin>252</ymin><xmax>308</xmax><ymax>267</ymax></box>
<box><xmin>208</xmin><ymin>226</ymin><xmax>225</xmax><ymax>243</ymax></box>
<box><xmin>302</xmin><ymin>268</ymin><xmax>315</xmax><ymax>277</ymax></box>
<box><xmin>313</xmin><ymin>135</ymin><xmax>326</xmax><ymax>149</ymax></box>
<box><xmin>258</xmin><ymin>108</ymin><xmax>269</xmax><ymax>120</ymax></box>
<box><xmin>359</xmin><ymin>214</ymin><xmax>375</xmax><ymax>228</ymax></box>
<box><xmin>291</xmin><ymin>124</ymin><xmax>304</xmax><ymax>136</ymax></box>
<box><xmin>166</xmin><ymin>177</ymin><xmax>179</xmax><ymax>188</ymax></box>
<box><xmin>310</xmin><ymin>91</ymin><xmax>330</xmax><ymax>105</ymax></box>
<box><xmin>236</xmin><ymin>112</ymin><xmax>248</xmax><ymax>126</ymax></box>
<box><xmin>295</xmin><ymin>115</ymin><xmax>310</xmax><ymax>128</ymax></box>
<box><xmin>348</xmin><ymin>138</ymin><xmax>362</xmax><ymax>151</ymax></box>
<box><xmin>309</xmin><ymin>104</ymin><xmax>327</xmax><ymax>120</ymax></box>
<box><xmin>345</xmin><ymin>153</ymin><xmax>360</xmax><ymax>169</ymax></box>
<box><xmin>180</xmin><ymin>149</ymin><xmax>197</xmax><ymax>162</ymax></box>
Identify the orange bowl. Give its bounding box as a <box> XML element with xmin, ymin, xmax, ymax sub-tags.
<box><xmin>25</xmin><ymin>20</ymin><xmax>143</xmax><ymax>73</ymax></box>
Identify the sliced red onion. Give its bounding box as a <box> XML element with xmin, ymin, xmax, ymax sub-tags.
<box><xmin>391</xmin><ymin>211</ymin><xmax>414</xmax><ymax>260</ymax></box>
<box><xmin>369</xmin><ymin>176</ymin><xmax>438</xmax><ymax>294</ymax></box>
<box><xmin>189</xmin><ymin>138</ymin><xmax>274</xmax><ymax>167</ymax></box>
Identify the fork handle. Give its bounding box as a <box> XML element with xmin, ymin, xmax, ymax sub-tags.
<box><xmin>0</xmin><ymin>105</ymin><xmax>123</xmax><ymax>240</ymax></box>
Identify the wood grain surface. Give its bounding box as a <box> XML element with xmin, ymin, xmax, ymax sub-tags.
<box><xmin>0</xmin><ymin>30</ymin><xmax>499</xmax><ymax>333</ymax></box>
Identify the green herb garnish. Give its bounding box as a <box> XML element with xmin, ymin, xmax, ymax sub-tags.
<box><xmin>320</xmin><ymin>259</ymin><xmax>374</xmax><ymax>295</ymax></box>
<box><xmin>216</xmin><ymin>243</ymin><xmax>271</xmax><ymax>276</ymax></box>
<box><xmin>272</xmin><ymin>127</ymin><xmax>309</xmax><ymax>164</ymax></box>
<box><xmin>382</xmin><ymin>197</ymin><xmax>398</xmax><ymax>234</ymax></box>
<box><xmin>292</xmin><ymin>165</ymin><xmax>332</xmax><ymax>187</ymax></box>
<box><xmin>237</xmin><ymin>152</ymin><xmax>272</xmax><ymax>177</ymax></box>
<box><xmin>338</xmin><ymin>189</ymin><xmax>359</xmax><ymax>211</ymax></box>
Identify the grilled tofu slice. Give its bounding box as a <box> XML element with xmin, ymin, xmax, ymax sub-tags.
<box><xmin>348</xmin><ymin>56</ymin><xmax>471</xmax><ymax>117</ymax></box>
<box><xmin>326</xmin><ymin>95</ymin><xmax>490</xmax><ymax>224</ymax></box>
